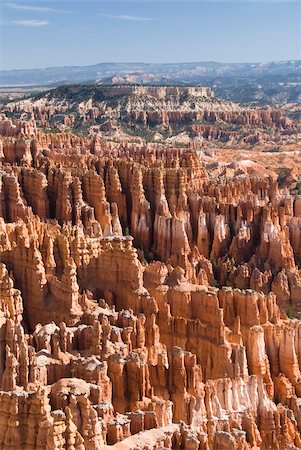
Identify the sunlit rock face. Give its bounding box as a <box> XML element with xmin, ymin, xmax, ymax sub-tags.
<box><xmin>0</xmin><ymin>94</ymin><xmax>301</xmax><ymax>449</ymax></box>
<box><xmin>2</xmin><ymin>84</ymin><xmax>298</xmax><ymax>147</ymax></box>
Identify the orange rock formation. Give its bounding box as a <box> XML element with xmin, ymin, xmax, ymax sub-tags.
<box><xmin>0</xmin><ymin>110</ymin><xmax>301</xmax><ymax>449</ymax></box>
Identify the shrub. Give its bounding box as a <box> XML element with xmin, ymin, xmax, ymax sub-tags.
<box><xmin>286</xmin><ymin>307</ymin><xmax>297</xmax><ymax>319</ymax></box>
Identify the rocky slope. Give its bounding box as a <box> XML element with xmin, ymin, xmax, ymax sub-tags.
<box><xmin>2</xmin><ymin>85</ymin><xmax>299</xmax><ymax>148</ymax></box>
<box><xmin>0</xmin><ymin>113</ymin><xmax>301</xmax><ymax>450</ymax></box>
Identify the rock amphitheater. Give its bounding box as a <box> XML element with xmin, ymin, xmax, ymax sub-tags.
<box><xmin>0</xmin><ymin>85</ymin><xmax>301</xmax><ymax>449</ymax></box>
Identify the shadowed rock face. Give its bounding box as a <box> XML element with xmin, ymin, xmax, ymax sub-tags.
<box><xmin>1</xmin><ymin>105</ymin><xmax>301</xmax><ymax>449</ymax></box>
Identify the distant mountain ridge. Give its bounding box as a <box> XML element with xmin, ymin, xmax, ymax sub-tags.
<box><xmin>1</xmin><ymin>60</ymin><xmax>300</xmax><ymax>85</ymax></box>
<box><xmin>1</xmin><ymin>60</ymin><xmax>300</xmax><ymax>105</ymax></box>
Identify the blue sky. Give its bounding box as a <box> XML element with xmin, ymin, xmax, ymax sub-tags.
<box><xmin>0</xmin><ymin>0</ymin><xmax>300</xmax><ymax>70</ymax></box>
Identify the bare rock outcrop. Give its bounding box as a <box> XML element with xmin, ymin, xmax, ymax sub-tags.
<box><xmin>0</xmin><ymin>111</ymin><xmax>301</xmax><ymax>449</ymax></box>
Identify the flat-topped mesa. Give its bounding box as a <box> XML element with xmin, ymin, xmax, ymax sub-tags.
<box><xmin>91</xmin><ymin>85</ymin><xmax>215</xmax><ymax>100</ymax></box>
<box><xmin>2</xmin><ymin>82</ymin><xmax>297</xmax><ymax>148</ymax></box>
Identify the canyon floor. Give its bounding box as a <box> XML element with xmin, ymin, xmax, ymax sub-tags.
<box><xmin>0</xmin><ymin>85</ymin><xmax>301</xmax><ymax>449</ymax></box>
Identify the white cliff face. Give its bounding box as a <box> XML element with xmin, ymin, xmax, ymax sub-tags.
<box><xmin>210</xmin><ymin>215</ymin><xmax>230</xmax><ymax>260</ymax></box>
<box><xmin>263</xmin><ymin>220</ymin><xmax>279</xmax><ymax>243</ymax></box>
<box><xmin>237</xmin><ymin>221</ymin><xmax>251</xmax><ymax>242</ymax></box>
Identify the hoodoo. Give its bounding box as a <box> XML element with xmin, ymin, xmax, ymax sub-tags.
<box><xmin>0</xmin><ymin>80</ymin><xmax>300</xmax><ymax>449</ymax></box>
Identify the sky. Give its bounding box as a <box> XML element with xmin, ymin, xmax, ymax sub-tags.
<box><xmin>0</xmin><ymin>0</ymin><xmax>300</xmax><ymax>70</ymax></box>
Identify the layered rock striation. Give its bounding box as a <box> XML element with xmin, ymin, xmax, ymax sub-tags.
<box><xmin>0</xmin><ymin>112</ymin><xmax>301</xmax><ymax>449</ymax></box>
<box><xmin>2</xmin><ymin>84</ymin><xmax>299</xmax><ymax>146</ymax></box>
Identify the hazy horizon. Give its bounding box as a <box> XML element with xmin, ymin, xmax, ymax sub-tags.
<box><xmin>1</xmin><ymin>58</ymin><xmax>301</xmax><ymax>73</ymax></box>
